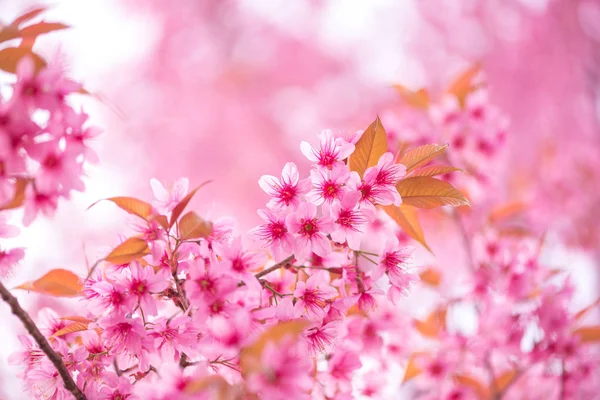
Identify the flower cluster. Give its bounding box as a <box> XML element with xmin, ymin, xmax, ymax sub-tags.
<box><xmin>0</xmin><ymin>56</ymin><xmax>100</xmax><ymax>278</ymax></box>
<box><xmin>9</xmin><ymin>126</ymin><xmax>424</xmax><ymax>400</ymax></box>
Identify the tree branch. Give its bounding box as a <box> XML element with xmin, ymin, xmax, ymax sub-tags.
<box><xmin>254</xmin><ymin>255</ymin><xmax>295</xmax><ymax>279</ymax></box>
<box><xmin>0</xmin><ymin>281</ymin><xmax>87</xmax><ymax>400</ymax></box>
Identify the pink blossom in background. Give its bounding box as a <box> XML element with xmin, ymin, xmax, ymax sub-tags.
<box><xmin>0</xmin><ymin>0</ymin><xmax>599</xmax><ymax>399</ymax></box>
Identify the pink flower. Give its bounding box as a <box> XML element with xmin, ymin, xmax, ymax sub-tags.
<box><xmin>259</xmin><ymin>162</ymin><xmax>310</xmax><ymax>210</ymax></box>
<box><xmin>300</xmin><ymin>129</ymin><xmax>355</xmax><ymax>169</ymax></box>
<box><xmin>327</xmin><ymin>191</ymin><xmax>367</xmax><ymax>250</ymax></box>
<box><xmin>286</xmin><ymin>202</ymin><xmax>334</xmax><ymax>260</ymax></box>
<box><xmin>184</xmin><ymin>257</ymin><xmax>237</xmax><ymax>314</ymax></box>
<box><xmin>364</xmin><ymin>152</ymin><xmax>406</xmax><ymax>188</ymax></box>
<box><xmin>28</xmin><ymin>140</ymin><xmax>85</xmax><ymax>194</ymax></box>
<box><xmin>246</xmin><ymin>337</ymin><xmax>313</xmax><ymax>400</ymax></box>
<box><xmin>97</xmin><ymin>314</ymin><xmax>146</xmax><ymax>356</ymax></box>
<box><xmin>293</xmin><ymin>273</ymin><xmax>338</xmax><ymax>320</ymax></box>
<box><xmin>149</xmin><ymin>316</ymin><xmax>198</xmax><ymax>361</ymax></box>
<box><xmin>87</xmin><ymin>279</ymin><xmax>136</xmax><ymax>316</ymax></box>
<box><xmin>60</xmin><ymin>108</ymin><xmax>102</xmax><ymax>164</ymax></box>
<box><xmin>0</xmin><ymin>213</ymin><xmax>19</xmax><ymax>238</ymax></box>
<box><xmin>304</xmin><ymin>321</ymin><xmax>339</xmax><ymax>354</ymax></box>
<box><xmin>126</xmin><ymin>261</ymin><xmax>170</xmax><ymax>316</ymax></box>
<box><xmin>22</xmin><ymin>186</ymin><xmax>59</xmax><ymax>226</ymax></box>
<box><xmin>377</xmin><ymin>238</ymin><xmax>415</xmax><ymax>290</ymax></box>
<box><xmin>306</xmin><ymin>164</ymin><xmax>350</xmax><ymax>205</ymax></box>
<box><xmin>328</xmin><ymin>347</ymin><xmax>362</xmax><ymax>382</ymax></box>
<box><xmin>0</xmin><ymin>246</ymin><xmax>25</xmax><ymax>277</ymax></box>
<box><xmin>150</xmin><ymin>177</ymin><xmax>189</xmax><ymax>213</ymax></box>
<box><xmin>249</xmin><ymin>208</ymin><xmax>295</xmax><ymax>261</ymax></box>
<box><xmin>213</xmin><ymin>237</ymin><xmax>265</xmax><ymax>290</ymax></box>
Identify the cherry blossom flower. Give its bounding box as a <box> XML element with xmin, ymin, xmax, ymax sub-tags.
<box><xmin>258</xmin><ymin>162</ymin><xmax>310</xmax><ymax>210</ymax></box>
<box><xmin>286</xmin><ymin>202</ymin><xmax>334</xmax><ymax>260</ymax></box>
<box><xmin>150</xmin><ymin>177</ymin><xmax>189</xmax><ymax>213</ymax></box>
<box><xmin>306</xmin><ymin>164</ymin><xmax>350</xmax><ymax>205</ymax></box>
<box><xmin>0</xmin><ymin>246</ymin><xmax>24</xmax><ymax>277</ymax></box>
<box><xmin>249</xmin><ymin>208</ymin><xmax>295</xmax><ymax>261</ymax></box>
<box><xmin>293</xmin><ymin>273</ymin><xmax>338</xmax><ymax>320</ymax></box>
<box><xmin>326</xmin><ymin>191</ymin><xmax>368</xmax><ymax>250</ymax></box>
<box><xmin>126</xmin><ymin>261</ymin><xmax>170</xmax><ymax>316</ymax></box>
<box><xmin>300</xmin><ymin>129</ymin><xmax>355</xmax><ymax>169</ymax></box>
<box><xmin>97</xmin><ymin>314</ymin><xmax>146</xmax><ymax>356</ymax></box>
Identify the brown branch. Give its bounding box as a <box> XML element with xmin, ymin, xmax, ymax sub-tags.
<box><xmin>0</xmin><ymin>281</ymin><xmax>87</xmax><ymax>400</ymax></box>
<box><xmin>254</xmin><ymin>255</ymin><xmax>295</xmax><ymax>279</ymax></box>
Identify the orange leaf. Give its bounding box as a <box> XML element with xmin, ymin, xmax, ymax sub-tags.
<box><xmin>89</xmin><ymin>197</ymin><xmax>153</xmax><ymax>220</ymax></box>
<box><xmin>447</xmin><ymin>64</ymin><xmax>482</xmax><ymax>106</ymax></box>
<box><xmin>398</xmin><ymin>144</ymin><xmax>448</xmax><ymax>173</ymax></box>
<box><xmin>240</xmin><ymin>320</ymin><xmax>309</xmax><ymax>375</ymax></box>
<box><xmin>52</xmin><ymin>321</ymin><xmax>90</xmax><ymax>338</ymax></box>
<box><xmin>402</xmin><ymin>353</ymin><xmax>424</xmax><ymax>383</ymax></box>
<box><xmin>61</xmin><ymin>316</ymin><xmax>93</xmax><ymax>324</ymax></box>
<box><xmin>178</xmin><ymin>211</ymin><xmax>213</xmax><ymax>240</ymax></box>
<box><xmin>150</xmin><ymin>214</ymin><xmax>169</xmax><ymax>231</ymax></box>
<box><xmin>396</xmin><ymin>177</ymin><xmax>471</xmax><ymax>209</ymax></box>
<box><xmin>19</xmin><ymin>22</ymin><xmax>69</xmax><ymax>38</ymax></box>
<box><xmin>0</xmin><ymin>178</ymin><xmax>30</xmax><ymax>210</ymax></box>
<box><xmin>410</xmin><ymin>165</ymin><xmax>463</xmax><ymax>177</ymax></box>
<box><xmin>575</xmin><ymin>298</ymin><xmax>600</xmax><ymax>321</ymax></box>
<box><xmin>15</xmin><ymin>269</ymin><xmax>82</xmax><ymax>297</ymax></box>
<box><xmin>573</xmin><ymin>326</ymin><xmax>600</xmax><ymax>343</ymax></box>
<box><xmin>393</xmin><ymin>84</ymin><xmax>430</xmax><ymax>109</ymax></box>
<box><xmin>105</xmin><ymin>237</ymin><xmax>150</xmax><ymax>264</ymax></box>
<box><xmin>0</xmin><ymin>47</ymin><xmax>46</xmax><ymax>74</ymax></box>
<box><xmin>169</xmin><ymin>181</ymin><xmax>212</xmax><ymax>227</ymax></box>
<box><xmin>348</xmin><ymin>117</ymin><xmax>388</xmax><ymax>178</ymax></box>
<box><xmin>414</xmin><ymin>307</ymin><xmax>447</xmax><ymax>338</ymax></box>
<box><xmin>454</xmin><ymin>374</ymin><xmax>490</xmax><ymax>399</ymax></box>
<box><xmin>0</xmin><ymin>26</ymin><xmax>21</xmax><ymax>44</ymax></box>
<box><xmin>383</xmin><ymin>204</ymin><xmax>431</xmax><ymax>252</ymax></box>
<box><xmin>419</xmin><ymin>268</ymin><xmax>441</xmax><ymax>286</ymax></box>
<box><xmin>489</xmin><ymin>201</ymin><xmax>528</xmax><ymax>224</ymax></box>
<box><xmin>494</xmin><ymin>369</ymin><xmax>517</xmax><ymax>392</ymax></box>
<box><xmin>184</xmin><ymin>375</ymin><xmax>231</xmax><ymax>396</ymax></box>
<box><xmin>10</xmin><ymin>6</ymin><xmax>49</xmax><ymax>27</ymax></box>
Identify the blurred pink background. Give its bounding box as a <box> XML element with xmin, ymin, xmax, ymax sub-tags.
<box><xmin>1</xmin><ymin>0</ymin><xmax>600</xmax><ymax>398</ymax></box>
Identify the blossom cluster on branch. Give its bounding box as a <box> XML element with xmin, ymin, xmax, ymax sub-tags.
<box><xmin>0</xmin><ymin>6</ymin><xmax>599</xmax><ymax>400</ymax></box>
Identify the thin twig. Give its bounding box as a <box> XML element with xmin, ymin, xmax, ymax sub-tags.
<box><xmin>0</xmin><ymin>281</ymin><xmax>87</xmax><ymax>400</ymax></box>
<box><xmin>452</xmin><ymin>210</ymin><xmax>475</xmax><ymax>272</ymax></box>
<box><xmin>254</xmin><ymin>255</ymin><xmax>295</xmax><ymax>279</ymax></box>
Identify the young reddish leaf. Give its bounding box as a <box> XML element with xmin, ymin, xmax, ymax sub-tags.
<box><xmin>184</xmin><ymin>375</ymin><xmax>231</xmax><ymax>396</ymax></box>
<box><xmin>178</xmin><ymin>211</ymin><xmax>213</xmax><ymax>240</ymax></box>
<box><xmin>15</xmin><ymin>269</ymin><xmax>82</xmax><ymax>297</ymax></box>
<box><xmin>0</xmin><ymin>178</ymin><xmax>30</xmax><ymax>211</ymax></box>
<box><xmin>574</xmin><ymin>298</ymin><xmax>600</xmax><ymax>321</ymax></box>
<box><xmin>52</xmin><ymin>321</ymin><xmax>90</xmax><ymax>338</ymax></box>
<box><xmin>61</xmin><ymin>316</ymin><xmax>93</xmax><ymax>324</ymax></box>
<box><xmin>414</xmin><ymin>307</ymin><xmax>447</xmax><ymax>338</ymax></box>
<box><xmin>105</xmin><ymin>237</ymin><xmax>150</xmax><ymax>265</ymax></box>
<box><xmin>383</xmin><ymin>204</ymin><xmax>431</xmax><ymax>252</ymax></box>
<box><xmin>573</xmin><ymin>326</ymin><xmax>600</xmax><ymax>343</ymax></box>
<box><xmin>0</xmin><ymin>26</ymin><xmax>21</xmax><ymax>44</ymax></box>
<box><xmin>402</xmin><ymin>353</ymin><xmax>425</xmax><ymax>383</ymax></box>
<box><xmin>18</xmin><ymin>22</ymin><xmax>69</xmax><ymax>38</ymax></box>
<box><xmin>240</xmin><ymin>320</ymin><xmax>309</xmax><ymax>375</ymax></box>
<box><xmin>10</xmin><ymin>6</ymin><xmax>49</xmax><ymax>27</ymax></box>
<box><xmin>398</xmin><ymin>144</ymin><xmax>448</xmax><ymax>172</ymax></box>
<box><xmin>393</xmin><ymin>84</ymin><xmax>430</xmax><ymax>109</ymax></box>
<box><xmin>494</xmin><ymin>369</ymin><xmax>518</xmax><ymax>393</ymax></box>
<box><xmin>454</xmin><ymin>374</ymin><xmax>490</xmax><ymax>400</ymax></box>
<box><xmin>396</xmin><ymin>177</ymin><xmax>471</xmax><ymax>209</ymax></box>
<box><xmin>447</xmin><ymin>64</ymin><xmax>481</xmax><ymax>105</ymax></box>
<box><xmin>0</xmin><ymin>47</ymin><xmax>46</xmax><ymax>74</ymax></box>
<box><xmin>348</xmin><ymin>117</ymin><xmax>388</xmax><ymax>178</ymax></box>
<box><xmin>89</xmin><ymin>197</ymin><xmax>153</xmax><ymax>220</ymax></box>
<box><xmin>410</xmin><ymin>165</ymin><xmax>463</xmax><ymax>177</ymax></box>
<box><xmin>169</xmin><ymin>181</ymin><xmax>212</xmax><ymax>227</ymax></box>
<box><xmin>419</xmin><ymin>268</ymin><xmax>441</xmax><ymax>287</ymax></box>
<box><xmin>150</xmin><ymin>214</ymin><xmax>170</xmax><ymax>231</ymax></box>
<box><xmin>488</xmin><ymin>201</ymin><xmax>528</xmax><ymax>224</ymax></box>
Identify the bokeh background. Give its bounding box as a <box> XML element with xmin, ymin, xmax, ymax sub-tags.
<box><xmin>1</xmin><ymin>0</ymin><xmax>600</xmax><ymax>398</ymax></box>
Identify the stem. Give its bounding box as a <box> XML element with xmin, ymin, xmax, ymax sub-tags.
<box><xmin>254</xmin><ymin>255</ymin><xmax>295</xmax><ymax>279</ymax></box>
<box><xmin>452</xmin><ymin>210</ymin><xmax>475</xmax><ymax>272</ymax></box>
<box><xmin>0</xmin><ymin>281</ymin><xmax>87</xmax><ymax>400</ymax></box>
